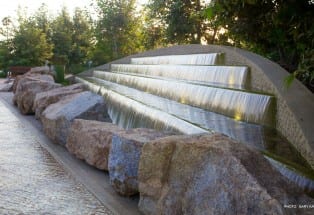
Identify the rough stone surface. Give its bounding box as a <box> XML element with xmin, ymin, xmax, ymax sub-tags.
<box><xmin>34</xmin><ymin>83</ymin><xmax>85</xmax><ymax>119</ymax></box>
<box><xmin>41</xmin><ymin>91</ymin><xmax>111</xmax><ymax>145</ymax></box>
<box><xmin>66</xmin><ymin>119</ymin><xmax>123</xmax><ymax>170</ymax></box>
<box><xmin>65</xmin><ymin>74</ymin><xmax>76</xmax><ymax>84</ymax></box>
<box><xmin>138</xmin><ymin>133</ymin><xmax>313</xmax><ymax>215</ymax></box>
<box><xmin>28</xmin><ymin>66</ymin><xmax>55</xmax><ymax>77</ymax></box>
<box><xmin>26</xmin><ymin>66</ymin><xmax>55</xmax><ymax>80</ymax></box>
<box><xmin>13</xmin><ymin>75</ymin><xmax>61</xmax><ymax>114</ymax></box>
<box><xmin>109</xmin><ymin>128</ymin><xmax>175</xmax><ymax>196</ymax></box>
<box><xmin>12</xmin><ymin>75</ymin><xmax>24</xmax><ymax>93</ymax></box>
<box><xmin>12</xmin><ymin>71</ymin><xmax>54</xmax><ymax>93</ymax></box>
<box><xmin>0</xmin><ymin>82</ymin><xmax>13</xmax><ymax>92</ymax></box>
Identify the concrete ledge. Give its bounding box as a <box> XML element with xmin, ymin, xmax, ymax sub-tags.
<box><xmin>79</xmin><ymin>44</ymin><xmax>314</xmax><ymax>169</ymax></box>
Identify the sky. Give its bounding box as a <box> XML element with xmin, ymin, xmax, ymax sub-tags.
<box><xmin>0</xmin><ymin>0</ymin><xmax>149</xmax><ymax>22</ymax></box>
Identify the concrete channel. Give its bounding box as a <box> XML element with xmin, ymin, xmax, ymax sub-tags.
<box><xmin>0</xmin><ymin>91</ymin><xmax>140</xmax><ymax>215</ymax></box>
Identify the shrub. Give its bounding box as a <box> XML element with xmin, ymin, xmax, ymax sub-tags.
<box><xmin>0</xmin><ymin>70</ymin><xmax>7</xmax><ymax>78</ymax></box>
<box><xmin>54</xmin><ymin>65</ymin><xmax>65</xmax><ymax>84</ymax></box>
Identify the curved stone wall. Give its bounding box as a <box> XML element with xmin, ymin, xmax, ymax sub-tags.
<box><xmin>81</xmin><ymin>44</ymin><xmax>314</xmax><ymax>169</ymax></box>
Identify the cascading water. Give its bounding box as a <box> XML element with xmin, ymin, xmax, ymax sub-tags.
<box><xmin>77</xmin><ymin>52</ymin><xmax>314</xmax><ymax>194</ymax></box>
<box><xmin>266</xmin><ymin>157</ymin><xmax>314</xmax><ymax>195</ymax></box>
<box><xmin>76</xmin><ymin>77</ymin><xmax>206</xmax><ymax>134</ymax></box>
<box><xmin>78</xmin><ymin>75</ymin><xmax>308</xmax><ymax>168</ymax></box>
<box><xmin>92</xmin><ymin>71</ymin><xmax>274</xmax><ymax>126</ymax></box>
<box><xmin>77</xmin><ymin>76</ymin><xmax>266</xmax><ymax>149</ymax></box>
<box><xmin>130</xmin><ymin>53</ymin><xmax>223</xmax><ymax>65</ymax></box>
<box><xmin>108</xmin><ymin>64</ymin><xmax>248</xmax><ymax>89</ymax></box>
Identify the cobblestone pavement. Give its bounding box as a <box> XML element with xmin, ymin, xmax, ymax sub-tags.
<box><xmin>0</xmin><ymin>100</ymin><xmax>114</xmax><ymax>215</ymax></box>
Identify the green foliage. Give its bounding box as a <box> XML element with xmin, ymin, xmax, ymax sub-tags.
<box><xmin>68</xmin><ymin>64</ymin><xmax>88</xmax><ymax>75</ymax></box>
<box><xmin>0</xmin><ymin>0</ymin><xmax>311</xmax><ymax>93</ymax></box>
<box><xmin>51</xmin><ymin>7</ymin><xmax>73</xmax><ymax>66</ymax></box>
<box><xmin>145</xmin><ymin>0</ymin><xmax>206</xmax><ymax>45</ymax></box>
<box><xmin>11</xmin><ymin>17</ymin><xmax>53</xmax><ymax>66</ymax></box>
<box><xmin>92</xmin><ymin>0</ymin><xmax>144</xmax><ymax>64</ymax></box>
<box><xmin>54</xmin><ymin>65</ymin><xmax>65</xmax><ymax>83</ymax></box>
<box><xmin>50</xmin><ymin>7</ymin><xmax>93</xmax><ymax>67</ymax></box>
<box><xmin>0</xmin><ymin>7</ymin><xmax>53</xmax><ymax>68</ymax></box>
<box><xmin>0</xmin><ymin>41</ymin><xmax>12</xmax><ymax>70</ymax></box>
<box><xmin>205</xmin><ymin>0</ymin><xmax>314</xmax><ymax>91</ymax></box>
<box><xmin>0</xmin><ymin>4</ymin><xmax>94</xmax><ymax>71</ymax></box>
<box><xmin>0</xmin><ymin>17</ymin><xmax>14</xmax><ymax>41</ymax></box>
<box><xmin>0</xmin><ymin>70</ymin><xmax>6</xmax><ymax>78</ymax></box>
<box><xmin>292</xmin><ymin>49</ymin><xmax>314</xmax><ymax>91</ymax></box>
<box><xmin>284</xmin><ymin>73</ymin><xmax>296</xmax><ymax>89</ymax></box>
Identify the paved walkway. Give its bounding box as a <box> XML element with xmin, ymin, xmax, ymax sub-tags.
<box><xmin>0</xmin><ymin>92</ymin><xmax>139</xmax><ymax>215</ymax></box>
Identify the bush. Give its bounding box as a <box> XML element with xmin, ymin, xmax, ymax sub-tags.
<box><xmin>285</xmin><ymin>49</ymin><xmax>314</xmax><ymax>92</ymax></box>
<box><xmin>0</xmin><ymin>70</ymin><xmax>7</xmax><ymax>78</ymax></box>
<box><xmin>68</xmin><ymin>64</ymin><xmax>87</xmax><ymax>75</ymax></box>
<box><xmin>54</xmin><ymin>65</ymin><xmax>65</xmax><ymax>84</ymax></box>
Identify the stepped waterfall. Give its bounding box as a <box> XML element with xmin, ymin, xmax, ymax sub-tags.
<box><xmin>76</xmin><ymin>52</ymin><xmax>314</xmax><ymax>195</ymax></box>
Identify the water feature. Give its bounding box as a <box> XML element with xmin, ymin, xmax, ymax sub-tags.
<box><xmin>76</xmin><ymin>76</ymin><xmax>307</xmax><ymax>164</ymax></box>
<box><xmin>92</xmin><ymin>71</ymin><xmax>274</xmax><ymax>126</ymax></box>
<box><xmin>77</xmin><ymin>52</ymin><xmax>314</xmax><ymax>195</ymax></box>
<box><xmin>108</xmin><ymin>64</ymin><xmax>248</xmax><ymax>89</ymax></box>
<box><xmin>76</xmin><ymin>77</ymin><xmax>207</xmax><ymax>134</ymax></box>
<box><xmin>130</xmin><ymin>53</ymin><xmax>223</xmax><ymax>65</ymax></box>
<box><xmin>266</xmin><ymin>157</ymin><xmax>314</xmax><ymax>196</ymax></box>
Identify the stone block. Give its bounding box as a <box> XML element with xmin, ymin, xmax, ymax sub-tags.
<box><xmin>34</xmin><ymin>83</ymin><xmax>85</xmax><ymax>119</ymax></box>
<box><xmin>109</xmin><ymin>128</ymin><xmax>174</xmax><ymax>196</ymax></box>
<box><xmin>13</xmin><ymin>75</ymin><xmax>60</xmax><ymax>114</ymax></box>
<box><xmin>66</xmin><ymin>119</ymin><xmax>123</xmax><ymax>170</ymax></box>
<box><xmin>41</xmin><ymin>91</ymin><xmax>111</xmax><ymax>145</ymax></box>
<box><xmin>138</xmin><ymin>133</ymin><xmax>313</xmax><ymax>215</ymax></box>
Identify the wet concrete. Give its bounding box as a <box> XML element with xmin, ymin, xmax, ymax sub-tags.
<box><xmin>0</xmin><ymin>91</ymin><xmax>140</xmax><ymax>215</ymax></box>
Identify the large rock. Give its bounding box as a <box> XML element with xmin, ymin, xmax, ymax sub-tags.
<box><xmin>138</xmin><ymin>133</ymin><xmax>313</xmax><ymax>215</ymax></box>
<box><xmin>12</xmin><ymin>70</ymin><xmax>54</xmax><ymax>93</ymax></box>
<box><xmin>29</xmin><ymin>66</ymin><xmax>54</xmax><ymax>75</ymax></box>
<box><xmin>34</xmin><ymin>83</ymin><xmax>85</xmax><ymax>119</ymax></box>
<box><xmin>0</xmin><ymin>82</ymin><xmax>13</xmax><ymax>92</ymax></box>
<box><xmin>13</xmin><ymin>75</ymin><xmax>61</xmax><ymax>114</ymax></box>
<box><xmin>66</xmin><ymin>119</ymin><xmax>123</xmax><ymax>170</ymax></box>
<box><xmin>41</xmin><ymin>91</ymin><xmax>111</xmax><ymax>145</ymax></box>
<box><xmin>12</xmin><ymin>75</ymin><xmax>26</xmax><ymax>94</ymax></box>
<box><xmin>109</xmin><ymin>128</ymin><xmax>175</xmax><ymax>196</ymax></box>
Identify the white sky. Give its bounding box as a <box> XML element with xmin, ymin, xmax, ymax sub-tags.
<box><xmin>0</xmin><ymin>0</ymin><xmax>149</xmax><ymax>21</ymax></box>
<box><xmin>0</xmin><ymin>0</ymin><xmax>91</xmax><ymax>21</ymax></box>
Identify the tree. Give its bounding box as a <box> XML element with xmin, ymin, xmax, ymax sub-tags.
<box><xmin>0</xmin><ymin>5</ymin><xmax>95</xmax><ymax>72</ymax></box>
<box><xmin>0</xmin><ymin>17</ymin><xmax>14</xmax><ymax>70</ymax></box>
<box><xmin>11</xmin><ymin>17</ymin><xmax>53</xmax><ymax>66</ymax></box>
<box><xmin>92</xmin><ymin>0</ymin><xmax>144</xmax><ymax>64</ymax></box>
<box><xmin>1</xmin><ymin>17</ymin><xmax>14</xmax><ymax>41</ymax></box>
<box><xmin>145</xmin><ymin>0</ymin><xmax>209</xmax><ymax>45</ymax></box>
<box><xmin>50</xmin><ymin>7</ymin><xmax>73</xmax><ymax>66</ymax></box>
<box><xmin>33</xmin><ymin>3</ymin><xmax>52</xmax><ymax>37</ymax></box>
<box><xmin>205</xmin><ymin>0</ymin><xmax>314</xmax><ymax>91</ymax></box>
<box><xmin>7</xmin><ymin>9</ymin><xmax>53</xmax><ymax>67</ymax></box>
<box><xmin>141</xmin><ymin>7</ymin><xmax>166</xmax><ymax>49</ymax></box>
<box><xmin>50</xmin><ymin>6</ymin><xmax>94</xmax><ymax>73</ymax></box>
<box><xmin>0</xmin><ymin>41</ymin><xmax>12</xmax><ymax>70</ymax></box>
<box><xmin>70</xmin><ymin>8</ymin><xmax>93</xmax><ymax>65</ymax></box>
